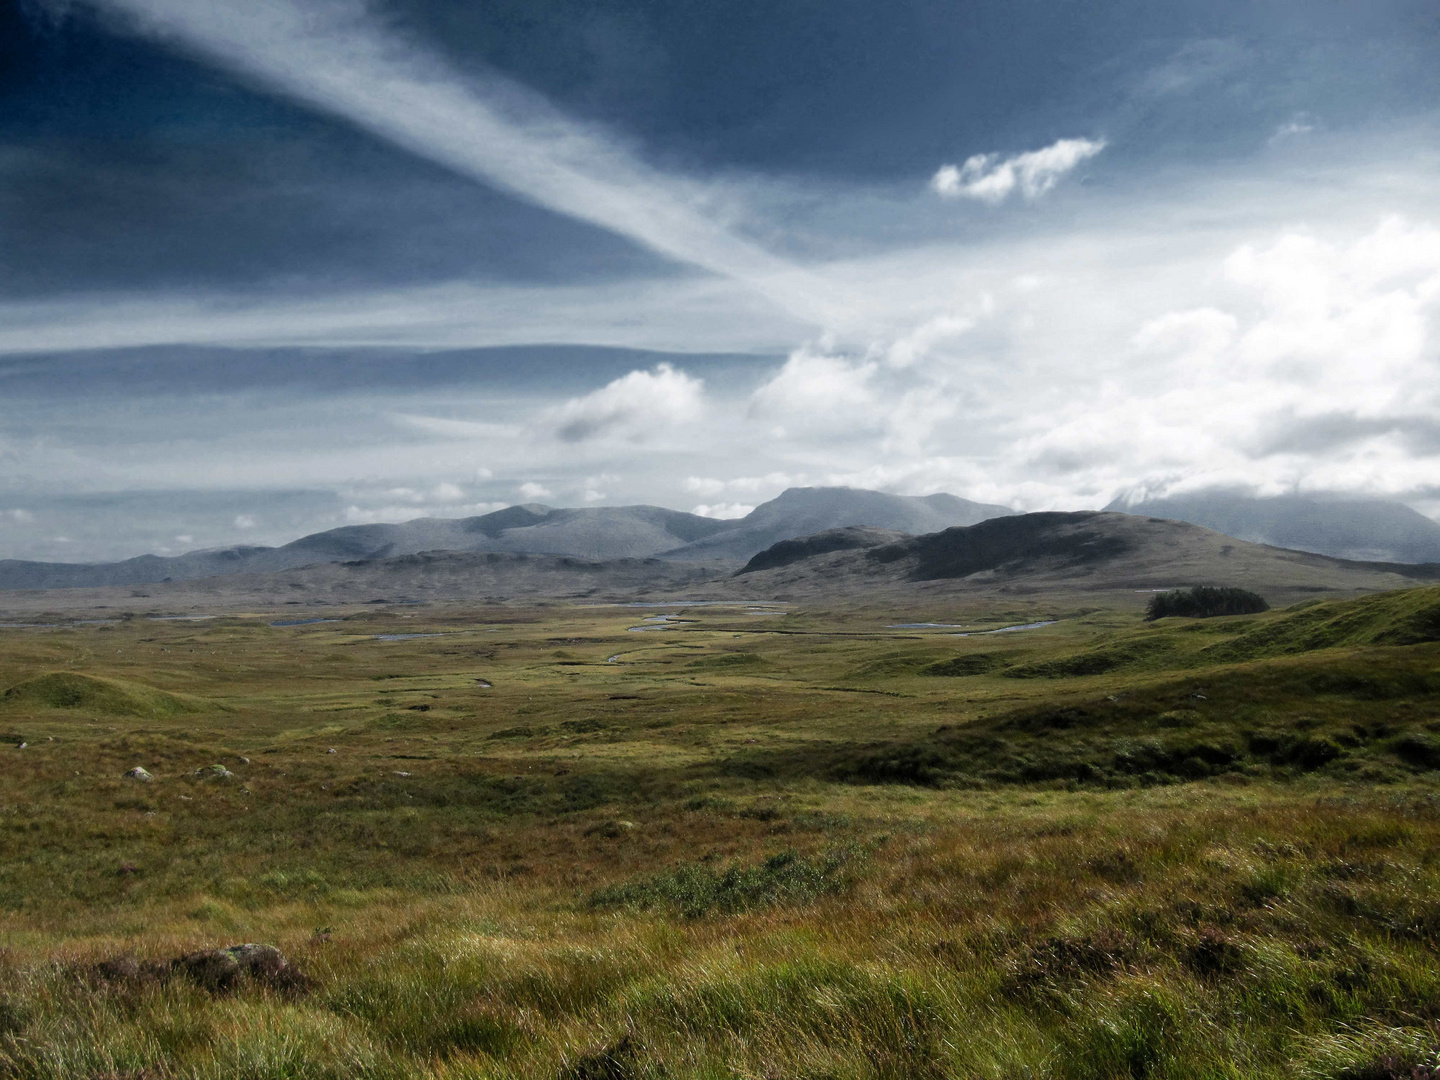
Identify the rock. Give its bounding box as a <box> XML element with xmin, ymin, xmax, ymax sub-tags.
<box><xmin>196</xmin><ymin>764</ymin><xmax>234</xmax><ymax>780</ymax></box>
<box><xmin>124</xmin><ymin>767</ymin><xmax>154</xmax><ymax>782</ymax></box>
<box><xmin>176</xmin><ymin>943</ymin><xmax>290</xmax><ymax>991</ymax></box>
<box><xmin>326</xmin><ymin>747</ymin><xmax>337</xmax><ymax>754</ymax></box>
<box><xmin>237</xmin><ymin>756</ymin><xmax>250</xmax><ymax>765</ymax></box>
<box><xmin>15</xmin><ymin>742</ymin><xmax>26</xmax><ymax>750</ymax></box>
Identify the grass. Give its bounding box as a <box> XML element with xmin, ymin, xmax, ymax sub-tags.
<box><xmin>0</xmin><ymin>588</ymin><xmax>1437</xmax><ymax>1077</ymax></box>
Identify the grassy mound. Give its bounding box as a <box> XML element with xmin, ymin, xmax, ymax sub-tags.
<box><xmin>1205</xmin><ymin>585</ymin><xmax>1440</xmax><ymax>661</ymax></box>
<box><xmin>1147</xmin><ymin>586</ymin><xmax>1269</xmax><ymax>620</ymax></box>
<box><xmin>0</xmin><ymin>672</ymin><xmax>208</xmax><ymax>717</ymax></box>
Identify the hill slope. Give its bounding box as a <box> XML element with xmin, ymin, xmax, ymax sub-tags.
<box><xmin>1108</xmin><ymin>491</ymin><xmax>1440</xmax><ymax>564</ymax></box>
<box><xmin>734</xmin><ymin>511</ymin><xmax>1440</xmax><ymax>603</ymax></box>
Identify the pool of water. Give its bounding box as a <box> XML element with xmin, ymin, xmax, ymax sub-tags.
<box><xmin>952</xmin><ymin>620</ymin><xmax>1057</xmax><ymax>637</ymax></box>
<box><xmin>270</xmin><ymin>618</ymin><xmax>341</xmax><ymax>627</ymax></box>
<box><xmin>887</xmin><ymin>622</ymin><xmax>968</xmax><ymax>629</ymax></box>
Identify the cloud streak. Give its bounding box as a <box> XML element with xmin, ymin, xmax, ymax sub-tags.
<box><xmin>931</xmin><ymin>137</ymin><xmax>1106</xmax><ymax>203</ymax></box>
<box><xmin>62</xmin><ymin>0</ymin><xmax>834</xmax><ymax>318</ymax></box>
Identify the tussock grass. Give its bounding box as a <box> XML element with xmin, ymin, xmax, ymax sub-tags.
<box><xmin>2</xmin><ymin>588</ymin><xmax>1440</xmax><ymax>1076</ymax></box>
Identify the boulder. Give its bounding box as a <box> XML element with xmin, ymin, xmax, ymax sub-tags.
<box><xmin>196</xmin><ymin>764</ymin><xmax>234</xmax><ymax>780</ymax></box>
<box><xmin>124</xmin><ymin>767</ymin><xmax>154</xmax><ymax>782</ymax></box>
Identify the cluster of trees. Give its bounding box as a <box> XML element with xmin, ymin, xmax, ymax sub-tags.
<box><xmin>1146</xmin><ymin>585</ymin><xmax>1269</xmax><ymax>621</ymax></box>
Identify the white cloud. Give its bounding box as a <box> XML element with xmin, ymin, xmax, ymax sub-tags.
<box><xmin>233</xmin><ymin>514</ymin><xmax>257</xmax><ymax>529</ymax></box>
<box><xmin>1</xmin><ymin>509</ymin><xmax>34</xmax><ymax>524</ymax></box>
<box><xmin>582</xmin><ymin>489</ymin><xmax>607</xmax><ymax>503</ymax></box>
<box><xmin>931</xmin><ymin>137</ymin><xmax>1107</xmax><ymax>204</ymax></box>
<box><xmin>174</xmin><ymin>534</ymin><xmax>193</xmax><ymax>544</ymax></box>
<box><xmin>550</xmin><ymin>363</ymin><xmax>704</xmax><ymax>442</ymax></box>
<box><xmin>343</xmin><ymin>500</ymin><xmax>508</xmax><ymax>524</ymax></box>
<box><xmin>749</xmin><ymin>346</ymin><xmax>879</xmax><ymax>438</ymax></box>
<box><xmin>884</xmin><ymin>314</ymin><xmax>973</xmax><ymax>369</ymax></box>
<box><xmin>518</xmin><ymin>482</ymin><xmax>553</xmax><ymax>501</ymax></box>
<box><xmin>684</xmin><ymin>472</ymin><xmax>801</xmax><ymax>497</ymax></box>
<box><xmin>432</xmin><ymin>482</ymin><xmax>466</xmax><ymax>502</ymax></box>
<box><xmin>692</xmin><ymin>502</ymin><xmax>754</xmax><ymax>520</ymax></box>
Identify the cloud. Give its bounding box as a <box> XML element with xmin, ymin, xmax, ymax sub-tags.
<box><xmin>551</xmin><ymin>362</ymin><xmax>704</xmax><ymax>442</ymax></box>
<box><xmin>0</xmin><ymin>277</ymin><xmax>809</xmax><ymax>357</ymax></box>
<box><xmin>684</xmin><ymin>472</ymin><xmax>801</xmax><ymax>498</ymax></box>
<box><xmin>691</xmin><ymin>502</ymin><xmax>754</xmax><ymax>520</ymax></box>
<box><xmin>63</xmin><ymin>0</ymin><xmax>825</xmax><ymax>316</ymax></box>
<box><xmin>749</xmin><ymin>346</ymin><xmax>879</xmax><ymax>438</ymax></box>
<box><xmin>233</xmin><ymin>514</ymin><xmax>257</xmax><ymax>529</ymax></box>
<box><xmin>432</xmin><ymin>482</ymin><xmax>466</xmax><ymax>502</ymax></box>
<box><xmin>931</xmin><ymin>137</ymin><xmax>1106</xmax><ymax>204</ymax></box>
<box><xmin>517</xmin><ymin>482</ymin><xmax>553</xmax><ymax>501</ymax></box>
<box><xmin>1270</xmin><ymin>118</ymin><xmax>1317</xmax><ymax>145</ymax></box>
<box><xmin>2</xmin><ymin>509</ymin><xmax>35</xmax><ymax>524</ymax></box>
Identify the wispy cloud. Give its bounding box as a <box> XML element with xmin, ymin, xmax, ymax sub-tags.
<box><xmin>931</xmin><ymin>137</ymin><xmax>1106</xmax><ymax>204</ymax></box>
<box><xmin>64</xmin><ymin>0</ymin><xmax>829</xmax><ymax>314</ymax></box>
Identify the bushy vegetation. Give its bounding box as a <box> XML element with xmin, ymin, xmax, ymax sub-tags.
<box><xmin>1147</xmin><ymin>585</ymin><xmax>1269</xmax><ymax>620</ymax></box>
<box><xmin>0</xmin><ymin>589</ymin><xmax>1438</xmax><ymax>1077</ymax></box>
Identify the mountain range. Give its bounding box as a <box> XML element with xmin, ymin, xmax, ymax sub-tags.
<box><xmin>0</xmin><ymin>487</ymin><xmax>1012</xmax><ymax>591</ymax></box>
<box><xmin>0</xmin><ymin>486</ymin><xmax>1435</xmax><ymax>593</ymax></box>
<box><xmin>5</xmin><ymin>510</ymin><xmax>1434</xmax><ymax>615</ymax></box>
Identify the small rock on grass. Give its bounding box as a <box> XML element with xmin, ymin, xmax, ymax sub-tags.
<box><xmin>124</xmin><ymin>767</ymin><xmax>153</xmax><ymax>782</ymax></box>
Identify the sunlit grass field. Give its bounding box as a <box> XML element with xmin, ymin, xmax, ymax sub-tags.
<box><xmin>2</xmin><ymin>588</ymin><xmax>1439</xmax><ymax>1079</ymax></box>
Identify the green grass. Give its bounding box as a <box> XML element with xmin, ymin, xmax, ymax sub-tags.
<box><xmin>0</xmin><ymin>588</ymin><xmax>1438</xmax><ymax>1077</ymax></box>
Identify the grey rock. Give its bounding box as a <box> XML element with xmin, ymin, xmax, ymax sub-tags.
<box><xmin>124</xmin><ymin>766</ymin><xmax>154</xmax><ymax>782</ymax></box>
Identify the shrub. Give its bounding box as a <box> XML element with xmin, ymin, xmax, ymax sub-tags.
<box><xmin>1146</xmin><ymin>586</ymin><xmax>1269</xmax><ymax>621</ymax></box>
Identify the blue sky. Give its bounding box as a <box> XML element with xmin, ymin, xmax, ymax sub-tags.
<box><xmin>2</xmin><ymin>0</ymin><xmax>1439</xmax><ymax>560</ymax></box>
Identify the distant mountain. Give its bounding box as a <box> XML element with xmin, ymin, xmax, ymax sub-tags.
<box><xmin>1107</xmin><ymin>492</ymin><xmax>1440</xmax><ymax>564</ymax></box>
<box><xmin>0</xmin><ymin>504</ymin><xmax>731</xmax><ymax>590</ymax></box>
<box><xmin>0</xmin><ymin>487</ymin><xmax>1014</xmax><ymax>590</ymax></box>
<box><xmin>667</xmin><ymin>487</ymin><xmax>1015</xmax><ymax>562</ymax></box>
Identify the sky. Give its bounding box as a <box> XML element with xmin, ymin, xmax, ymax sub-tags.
<box><xmin>2</xmin><ymin>0</ymin><xmax>1440</xmax><ymax>562</ymax></box>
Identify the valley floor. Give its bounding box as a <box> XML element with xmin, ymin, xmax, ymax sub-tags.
<box><xmin>1</xmin><ymin>589</ymin><xmax>1439</xmax><ymax>1079</ymax></box>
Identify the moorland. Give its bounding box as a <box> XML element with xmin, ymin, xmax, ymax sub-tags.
<box><xmin>2</xmin><ymin>563</ymin><xmax>1440</xmax><ymax>1079</ymax></box>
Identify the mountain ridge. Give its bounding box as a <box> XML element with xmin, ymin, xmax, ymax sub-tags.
<box><xmin>0</xmin><ymin>487</ymin><xmax>1015</xmax><ymax>590</ymax></box>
